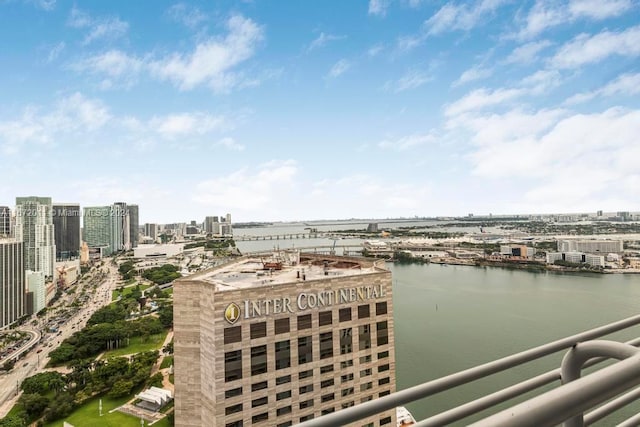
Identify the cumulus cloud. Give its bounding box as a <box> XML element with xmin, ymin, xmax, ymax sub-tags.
<box><xmin>215</xmin><ymin>137</ymin><xmax>245</xmax><ymax>151</ymax></box>
<box><xmin>565</xmin><ymin>72</ymin><xmax>640</xmax><ymax>104</ymax></box>
<box><xmin>452</xmin><ymin>66</ymin><xmax>492</xmax><ymax>87</ymax></box>
<box><xmin>368</xmin><ymin>0</ymin><xmax>390</xmax><ymax>16</ymax></box>
<box><xmin>550</xmin><ymin>25</ymin><xmax>640</xmax><ymax>69</ymax></box>
<box><xmin>67</xmin><ymin>7</ymin><xmax>129</xmax><ymax>45</ymax></box>
<box><xmin>167</xmin><ymin>3</ymin><xmax>207</xmax><ymax>28</ymax></box>
<box><xmin>504</xmin><ymin>40</ymin><xmax>552</xmax><ymax>64</ymax></box>
<box><xmin>327</xmin><ymin>59</ymin><xmax>351</xmax><ymax>78</ymax></box>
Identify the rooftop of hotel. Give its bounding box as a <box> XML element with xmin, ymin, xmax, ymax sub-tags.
<box><xmin>187</xmin><ymin>252</ymin><xmax>385</xmax><ymax>291</ymax></box>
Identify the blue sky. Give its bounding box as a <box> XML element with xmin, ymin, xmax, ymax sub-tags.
<box><xmin>0</xmin><ymin>0</ymin><xmax>639</xmax><ymax>223</ymax></box>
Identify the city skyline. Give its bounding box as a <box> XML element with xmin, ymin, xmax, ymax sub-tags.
<box><xmin>1</xmin><ymin>1</ymin><xmax>639</xmax><ymax>223</ymax></box>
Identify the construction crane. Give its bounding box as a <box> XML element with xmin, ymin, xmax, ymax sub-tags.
<box><xmin>330</xmin><ymin>238</ymin><xmax>339</xmax><ymax>256</ymax></box>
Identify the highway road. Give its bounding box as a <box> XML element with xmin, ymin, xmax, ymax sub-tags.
<box><xmin>0</xmin><ymin>263</ymin><xmax>119</xmax><ymax>418</ymax></box>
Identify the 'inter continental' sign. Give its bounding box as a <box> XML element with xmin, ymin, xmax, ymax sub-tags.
<box><xmin>224</xmin><ymin>284</ymin><xmax>386</xmax><ymax>324</ymax></box>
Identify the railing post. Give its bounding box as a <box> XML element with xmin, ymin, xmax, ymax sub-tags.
<box><xmin>560</xmin><ymin>340</ymin><xmax>640</xmax><ymax>427</ymax></box>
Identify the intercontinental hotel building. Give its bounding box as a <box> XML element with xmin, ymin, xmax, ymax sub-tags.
<box><xmin>174</xmin><ymin>252</ymin><xmax>397</xmax><ymax>427</ymax></box>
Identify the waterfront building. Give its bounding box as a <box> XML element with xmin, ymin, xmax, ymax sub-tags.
<box><xmin>0</xmin><ymin>239</ymin><xmax>25</xmax><ymax>329</ymax></box>
<box><xmin>546</xmin><ymin>252</ymin><xmax>605</xmax><ymax>268</ymax></box>
<box><xmin>53</xmin><ymin>204</ymin><xmax>81</xmax><ymax>261</ymax></box>
<box><xmin>14</xmin><ymin>196</ymin><xmax>55</xmax><ymax>279</ymax></box>
<box><xmin>83</xmin><ymin>206</ymin><xmax>113</xmax><ymax>256</ymax></box>
<box><xmin>174</xmin><ymin>253</ymin><xmax>397</xmax><ymax>427</ymax></box>
<box><xmin>0</xmin><ymin>206</ymin><xmax>10</xmax><ymax>237</ymax></box>
<box><xmin>205</xmin><ymin>214</ymin><xmax>233</xmax><ymax>236</ymax></box>
<box><xmin>112</xmin><ymin>202</ymin><xmax>129</xmax><ymax>252</ymax></box>
<box><xmin>26</xmin><ymin>270</ymin><xmax>45</xmax><ymax>314</ymax></box>
<box><xmin>557</xmin><ymin>239</ymin><xmax>623</xmax><ymax>254</ymax></box>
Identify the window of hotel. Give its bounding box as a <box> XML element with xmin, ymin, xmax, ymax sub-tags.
<box><xmin>319</xmin><ymin>310</ymin><xmax>333</xmax><ymax>326</ymax></box>
<box><xmin>359</xmin><ymin>324</ymin><xmax>371</xmax><ymax>350</ymax></box>
<box><xmin>321</xmin><ymin>378</ymin><xmax>334</xmax><ymax>388</ymax></box>
<box><xmin>341</xmin><ymin>360</ymin><xmax>353</xmax><ymax>369</ymax></box>
<box><xmin>340</xmin><ymin>328</ymin><xmax>353</xmax><ymax>354</ymax></box>
<box><xmin>378</xmin><ymin>350</ymin><xmax>389</xmax><ymax>359</ymax></box>
<box><xmin>320</xmin><ymin>364</ymin><xmax>334</xmax><ymax>374</ymax></box>
<box><xmin>380</xmin><ymin>416</ymin><xmax>392</xmax><ymax>425</ymax></box>
<box><xmin>299</xmin><ymin>369</ymin><xmax>313</xmax><ymax>380</ymax></box>
<box><xmin>380</xmin><ymin>390</ymin><xmax>391</xmax><ymax>397</ymax></box>
<box><xmin>320</xmin><ymin>332</ymin><xmax>333</xmax><ymax>359</ymax></box>
<box><xmin>342</xmin><ymin>387</ymin><xmax>354</xmax><ymax>397</ymax></box>
<box><xmin>358</xmin><ymin>304</ymin><xmax>370</xmax><ymax>318</ymax></box>
<box><xmin>361</xmin><ymin>395</ymin><xmax>373</xmax><ymax>403</ymax></box>
<box><xmin>250</xmin><ymin>322</ymin><xmax>267</xmax><ymax>339</ymax></box>
<box><xmin>277</xmin><ymin>422</ymin><xmax>292</xmax><ymax>427</ymax></box>
<box><xmin>321</xmin><ymin>393</ymin><xmax>335</xmax><ymax>403</ymax></box>
<box><xmin>341</xmin><ymin>401</ymin><xmax>355</xmax><ymax>409</ymax></box>
<box><xmin>360</xmin><ymin>368</ymin><xmax>372</xmax><ymax>377</ymax></box>
<box><xmin>224</xmin><ymin>326</ymin><xmax>242</xmax><ymax>344</ymax></box>
<box><xmin>251</xmin><ymin>345</ymin><xmax>267</xmax><ymax>376</ymax></box>
<box><xmin>363</xmin><ymin>423</ymin><xmax>374</xmax><ymax>427</ymax></box>
<box><xmin>252</xmin><ymin>413</ymin><xmax>268</xmax><ymax>423</ymax></box>
<box><xmin>275</xmin><ymin>318</ymin><xmax>290</xmax><ymax>334</ymax></box>
<box><xmin>360</xmin><ymin>382</ymin><xmax>373</xmax><ymax>392</ymax></box>
<box><xmin>300</xmin><ymin>415</ymin><xmax>314</xmax><ymax>422</ymax></box>
<box><xmin>376</xmin><ymin>301</ymin><xmax>388</xmax><ymax>315</ymax></box>
<box><xmin>252</xmin><ymin>396</ymin><xmax>268</xmax><ymax>408</ymax></box>
<box><xmin>275</xmin><ymin>340</ymin><xmax>291</xmax><ymax>370</ymax></box>
<box><xmin>298</xmin><ymin>336</ymin><xmax>313</xmax><ymax>364</ymax></box>
<box><xmin>341</xmin><ymin>373</ymin><xmax>354</xmax><ymax>382</ymax></box>
<box><xmin>226</xmin><ymin>421</ymin><xmax>243</xmax><ymax>427</ymax></box>
<box><xmin>377</xmin><ymin>321</ymin><xmax>389</xmax><ymax>346</ymax></box>
<box><xmin>339</xmin><ymin>307</ymin><xmax>352</xmax><ymax>322</ymax></box>
<box><xmin>299</xmin><ymin>384</ymin><xmax>314</xmax><ymax>394</ymax></box>
<box><xmin>224</xmin><ymin>350</ymin><xmax>242</xmax><ymax>382</ymax></box>
<box><xmin>300</xmin><ymin>399</ymin><xmax>314</xmax><ymax>409</ymax></box>
<box><xmin>360</xmin><ymin>355</ymin><xmax>372</xmax><ymax>364</ymax></box>
<box><xmin>379</xmin><ymin>377</ymin><xmax>390</xmax><ymax>385</ymax></box>
<box><xmin>297</xmin><ymin>314</ymin><xmax>312</xmax><ymax>330</ymax></box>
<box><xmin>225</xmin><ymin>387</ymin><xmax>242</xmax><ymax>398</ymax></box>
<box><xmin>379</xmin><ymin>364</ymin><xmax>390</xmax><ymax>372</ymax></box>
<box><xmin>321</xmin><ymin>408</ymin><xmax>335</xmax><ymax>415</ymax></box>
<box><xmin>276</xmin><ymin>375</ymin><xmax>291</xmax><ymax>385</ymax></box>
<box><xmin>225</xmin><ymin>403</ymin><xmax>242</xmax><ymax>415</ymax></box>
<box><xmin>252</xmin><ymin>381</ymin><xmax>267</xmax><ymax>392</ymax></box>
<box><xmin>277</xmin><ymin>406</ymin><xmax>292</xmax><ymax>416</ymax></box>
<box><xmin>276</xmin><ymin>390</ymin><xmax>291</xmax><ymax>400</ymax></box>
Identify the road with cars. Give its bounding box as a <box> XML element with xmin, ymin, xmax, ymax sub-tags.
<box><xmin>0</xmin><ymin>263</ymin><xmax>119</xmax><ymax>418</ymax></box>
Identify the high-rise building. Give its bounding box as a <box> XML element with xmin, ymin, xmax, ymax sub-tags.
<box><xmin>15</xmin><ymin>196</ymin><xmax>55</xmax><ymax>279</ymax></box>
<box><xmin>53</xmin><ymin>204</ymin><xmax>81</xmax><ymax>261</ymax></box>
<box><xmin>0</xmin><ymin>239</ymin><xmax>25</xmax><ymax>329</ymax></box>
<box><xmin>144</xmin><ymin>223</ymin><xmax>158</xmax><ymax>240</ymax></box>
<box><xmin>83</xmin><ymin>206</ymin><xmax>113</xmax><ymax>256</ymax></box>
<box><xmin>174</xmin><ymin>253</ymin><xmax>397</xmax><ymax>427</ymax></box>
<box><xmin>129</xmin><ymin>204</ymin><xmax>139</xmax><ymax>248</ymax></box>
<box><xmin>26</xmin><ymin>270</ymin><xmax>45</xmax><ymax>314</ymax></box>
<box><xmin>0</xmin><ymin>206</ymin><xmax>10</xmax><ymax>237</ymax></box>
<box><xmin>112</xmin><ymin>202</ymin><xmax>129</xmax><ymax>252</ymax></box>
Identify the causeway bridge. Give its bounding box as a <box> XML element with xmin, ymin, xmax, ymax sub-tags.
<box><xmin>234</xmin><ymin>232</ymin><xmax>332</xmax><ymax>241</ymax></box>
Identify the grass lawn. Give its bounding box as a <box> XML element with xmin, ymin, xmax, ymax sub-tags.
<box><xmin>44</xmin><ymin>393</ymin><xmax>171</xmax><ymax>427</ymax></box>
<box><xmin>102</xmin><ymin>330</ymin><xmax>169</xmax><ymax>358</ymax></box>
<box><xmin>160</xmin><ymin>356</ymin><xmax>173</xmax><ymax>369</ymax></box>
<box><xmin>111</xmin><ymin>284</ymin><xmax>151</xmax><ymax>302</ymax></box>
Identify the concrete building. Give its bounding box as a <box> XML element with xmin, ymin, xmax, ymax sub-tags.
<box><xmin>500</xmin><ymin>244</ymin><xmax>536</xmax><ymax>260</ymax></box>
<box><xmin>174</xmin><ymin>253</ymin><xmax>396</xmax><ymax>427</ymax></box>
<box><xmin>129</xmin><ymin>204</ymin><xmax>139</xmax><ymax>248</ymax></box>
<box><xmin>53</xmin><ymin>204</ymin><xmax>81</xmax><ymax>261</ymax></box>
<box><xmin>205</xmin><ymin>214</ymin><xmax>233</xmax><ymax>237</ymax></box>
<box><xmin>26</xmin><ymin>270</ymin><xmax>45</xmax><ymax>314</ymax></box>
<box><xmin>83</xmin><ymin>206</ymin><xmax>113</xmax><ymax>255</ymax></box>
<box><xmin>557</xmin><ymin>239</ymin><xmax>623</xmax><ymax>254</ymax></box>
<box><xmin>15</xmin><ymin>196</ymin><xmax>55</xmax><ymax>279</ymax></box>
<box><xmin>145</xmin><ymin>223</ymin><xmax>158</xmax><ymax>240</ymax></box>
<box><xmin>0</xmin><ymin>206</ymin><xmax>10</xmax><ymax>237</ymax></box>
<box><xmin>546</xmin><ymin>252</ymin><xmax>605</xmax><ymax>268</ymax></box>
<box><xmin>112</xmin><ymin>202</ymin><xmax>129</xmax><ymax>252</ymax></box>
<box><xmin>0</xmin><ymin>239</ymin><xmax>25</xmax><ymax>329</ymax></box>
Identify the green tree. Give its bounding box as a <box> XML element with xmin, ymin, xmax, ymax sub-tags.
<box><xmin>18</xmin><ymin>393</ymin><xmax>49</xmax><ymax>419</ymax></box>
<box><xmin>108</xmin><ymin>379</ymin><xmax>134</xmax><ymax>398</ymax></box>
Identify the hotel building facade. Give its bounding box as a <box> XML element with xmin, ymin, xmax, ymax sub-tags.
<box><xmin>174</xmin><ymin>253</ymin><xmax>396</xmax><ymax>427</ymax></box>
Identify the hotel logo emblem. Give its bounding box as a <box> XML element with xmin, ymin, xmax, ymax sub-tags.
<box><xmin>224</xmin><ymin>303</ymin><xmax>241</xmax><ymax>324</ymax></box>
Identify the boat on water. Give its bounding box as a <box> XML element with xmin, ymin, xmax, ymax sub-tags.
<box><xmin>397</xmin><ymin>406</ymin><xmax>416</xmax><ymax>426</ymax></box>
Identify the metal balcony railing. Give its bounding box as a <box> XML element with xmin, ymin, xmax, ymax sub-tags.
<box><xmin>297</xmin><ymin>313</ymin><xmax>640</xmax><ymax>427</ymax></box>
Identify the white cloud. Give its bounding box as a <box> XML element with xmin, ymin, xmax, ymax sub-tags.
<box><xmin>25</xmin><ymin>0</ymin><xmax>55</xmax><ymax>10</ymax></box>
<box><xmin>565</xmin><ymin>72</ymin><xmax>640</xmax><ymax>104</ymax></box>
<box><xmin>445</xmin><ymin>87</ymin><xmax>526</xmax><ymax>116</ymax></box>
<box><xmin>505</xmin><ymin>40</ymin><xmax>552</xmax><ymax>64</ymax></box>
<box><xmin>167</xmin><ymin>3</ymin><xmax>207</xmax><ymax>28</ymax></box>
<box><xmin>308</xmin><ymin>32</ymin><xmax>346</xmax><ymax>51</ymax></box>
<box><xmin>149</xmin><ymin>112</ymin><xmax>227</xmax><ymax>139</ymax></box>
<box><xmin>47</xmin><ymin>42</ymin><xmax>65</xmax><ymax>62</ymax></box>
<box><xmin>550</xmin><ymin>25</ymin><xmax>640</xmax><ymax>69</ymax></box>
<box><xmin>193</xmin><ymin>160</ymin><xmax>299</xmax><ymax>215</ymax></box>
<box><xmin>378</xmin><ymin>134</ymin><xmax>435</xmax><ymax>150</ymax></box>
<box><xmin>425</xmin><ymin>0</ymin><xmax>509</xmax><ymax>35</ymax></box>
<box><xmin>327</xmin><ymin>59</ymin><xmax>351</xmax><ymax>78</ymax></box>
<box><xmin>513</xmin><ymin>0</ymin><xmax>635</xmax><ymax>40</ymax></box>
<box><xmin>68</xmin><ymin>7</ymin><xmax>129</xmax><ymax>45</ymax></box>
<box><xmin>149</xmin><ymin>15</ymin><xmax>263</xmax><ymax>92</ymax></box>
<box><xmin>0</xmin><ymin>93</ymin><xmax>111</xmax><ymax>154</ymax></box>
<box><xmin>71</xmin><ymin>50</ymin><xmax>144</xmax><ymax>88</ymax></box>
<box><xmin>216</xmin><ymin>137</ymin><xmax>245</xmax><ymax>151</ymax></box>
<box><xmin>369</xmin><ymin>0</ymin><xmax>390</xmax><ymax>16</ymax></box>
<box><xmin>367</xmin><ymin>44</ymin><xmax>384</xmax><ymax>57</ymax></box>
<box><xmin>387</xmin><ymin>69</ymin><xmax>433</xmax><ymax>92</ymax></box>
<box><xmin>452</xmin><ymin>66</ymin><xmax>492</xmax><ymax>87</ymax></box>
